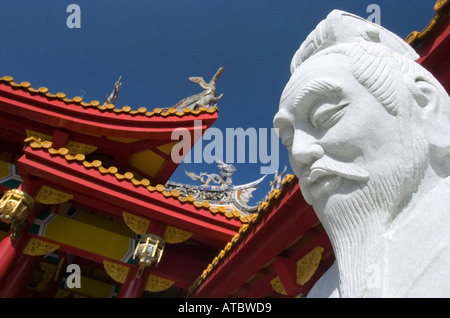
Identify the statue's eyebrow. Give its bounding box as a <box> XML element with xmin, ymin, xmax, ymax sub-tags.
<box><xmin>294</xmin><ymin>79</ymin><xmax>341</xmax><ymax>112</ymax></box>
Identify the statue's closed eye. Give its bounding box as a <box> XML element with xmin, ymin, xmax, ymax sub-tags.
<box><xmin>310</xmin><ymin>102</ymin><xmax>350</xmax><ymax>130</ymax></box>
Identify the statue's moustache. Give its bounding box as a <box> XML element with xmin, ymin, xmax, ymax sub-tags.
<box><xmin>307</xmin><ymin>157</ymin><xmax>370</xmax><ymax>183</ymax></box>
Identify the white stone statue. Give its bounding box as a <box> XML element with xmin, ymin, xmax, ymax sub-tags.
<box><xmin>273</xmin><ymin>10</ymin><xmax>450</xmax><ymax>298</ymax></box>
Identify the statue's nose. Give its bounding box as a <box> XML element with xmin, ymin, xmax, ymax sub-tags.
<box><xmin>290</xmin><ymin>132</ymin><xmax>324</xmax><ymax>167</ymax></box>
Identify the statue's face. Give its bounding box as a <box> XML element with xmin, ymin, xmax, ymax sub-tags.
<box><xmin>274</xmin><ymin>53</ymin><xmax>416</xmax><ymax>209</ymax></box>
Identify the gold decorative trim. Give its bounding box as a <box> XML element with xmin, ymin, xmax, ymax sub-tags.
<box><xmin>35</xmin><ymin>185</ymin><xmax>74</xmax><ymax>205</ymax></box>
<box><xmin>103</xmin><ymin>260</ymin><xmax>130</xmax><ymax>284</ymax></box>
<box><xmin>36</xmin><ymin>262</ymin><xmax>57</xmax><ymax>292</ymax></box>
<box><xmin>270</xmin><ymin>276</ymin><xmax>288</xmax><ymax>295</ymax></box>
<box><xmin>163</xmin><ymin>225</ymin><xmax>193</xmax><ymax>244</ymax></box>
<box><xmin>145</xmin><ymin>274</ymin><xmax>175</xmax><ymax>293</ymax></box>
<box><xmin>405</xmin><ymin>0</ymin><xmax>450</xmax><ymax>45</ymax></box>
<box><xmin>122</xmin><ymin>212</ymin><xmax>150</xmax><ymax>235</ymax></box>
<box><xmin>26</xmin><ymin>130</ymin><xmax>97</xmax><ymax>155</ymax></box>
<box><xmin>23</xmin><ymin>237</ymin><xmax>60</xmax><ymax>256</ymax></box>
<box><xmin>0</xmin><ymin>76</ymin><xmax>219</xmax><ymax>118</ymax></box>
<box><xmin>54</xmin><ymin>289</ymin><xmax>71</xmax><ymax>298</ymax></box>
<box><xmin>26</xmin><ymin>130</ymin><xmax>52</xmax><ymax>142</ymax></box>
<box><xmin>64</xmin><ymin>141</ymin><xmax>97</xmax><ymax>156</ymax></box>
<box><xmin>187</xmin><ymin>174</ymin><xmax>298</xmax><ymax>296</ymax></box>
<box><xmin>0</xmin><ymin>189</ymin><xmax>34</xmax><ymax>224</ymax></box>
<box><xmin>23</xmin><ymin>137</ymin><xmax>269</xmax><ymax>224</ymax></box>
<box><xmin>54</xmin><ymin>256</ymin><xmax>65</xmax><ymax>282</ymax></box>
<box><xmin>0</xmin><ymin>189</ymin><xmax>35</xmax><ymax>241</ymax></box>
<box><xmin>296</xmin><ymin>246</ymin><xmax>324</xmax><ymax>286</ymax></box>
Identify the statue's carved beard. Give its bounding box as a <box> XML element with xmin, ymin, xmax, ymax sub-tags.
<box><xmin>307</xmin><ymin>141</ymin><xmax>428</xmax><ymax>297</ymax></box>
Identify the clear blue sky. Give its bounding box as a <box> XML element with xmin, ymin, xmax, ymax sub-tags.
<box><xmin>0</xmin><ymin>0</ymin><xmax>437</xmax><ymax>204</ymax></box>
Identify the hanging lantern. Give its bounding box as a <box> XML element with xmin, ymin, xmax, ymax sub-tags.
<box><xmin>133</xmin><ymin>234</ymin><xmax>165</xmax><ymax>278</ymax></box>
<box><xmin>0</xmin><ymin>189</ymin><xmax>34</xmax><ymax>241</ymax></box>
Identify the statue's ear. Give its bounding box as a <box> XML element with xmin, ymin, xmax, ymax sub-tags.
<box><xmin>410</xmin><ymin>77</ymin><xmax>450</xmax><ymax>159</ymax></box>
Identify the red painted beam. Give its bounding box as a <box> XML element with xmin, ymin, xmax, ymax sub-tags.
<box><xmin>17</xmin><ymin>148</ymin><xmax>242</xmax><ymax>244</ymax></box>
<box><xmin>192</xmin><ymin>182</ymin><xmax>320</xmax><ymax>298</ymax></box>
<box><xmin>240</xmin><ymin>229</ymin><xmax>333</xmax><ymax>298</ymax></box>
<box><xmin>240</xmin><ymin>271</ymin><xmax>278</xmax><ymax>298</ymax></box>
<box><xmin>416</xmin><ymin>18</ymin><xmax>450</xmax><ymax>66</ymax></box>
<box><xmin>415</xmin><ymin>18</ymin><xmax>450</xmax><ymax>93</ymax></box>
<box><xmin>272</xmin><ymin>257</ymin><xmax>298</xmax><ymax>296</ymax></box>
<box><xmin>27</xmin><ymin>234</ymin><xmax>208</xmax><ymax>290</ymax></box>
<box><xmin>0</xmin><ymin>110</ymin><xmax>177</xmax><ymax>157</ymax></box>
<box><xmin>0</xmin><ymin>84</ymin><xmax>218</xmax><ymax>140</ymax></box>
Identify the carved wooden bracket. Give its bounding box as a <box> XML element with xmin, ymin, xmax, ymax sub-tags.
<box><xmin>103</xmin><ymin>260</ymin><xmax>130</xmax><ymax>284</ymax></box>
<box><xmin>145</xmin><ymin>274</ymin><xmax>175</xmax><ymax>293</ymax></box>
<box><xmin>23</xmin><ymin>237</ymin><xmax>60</xmax><ymax>256</ymax></box>
<box><xmin>271</xmin><ymin>246</ymin><xmax>324</xmax><ymax>296</ymax></box>
<box><xmin>163</xmin><ymin>225</ymin><xmax>193</xmax><ymax>244</ymax></box>
<box><xmin>122</xmin><ymin>212</ymin><xmax>150</xmax><ymax>235</ymax></box>
<box><xmin>35</xmin><ymin>262</ymin><xmax>57</xmax><ymax>292</ymax></box>
<box><xmin>123</xmin><ymin>212</ymin><xmax>192</xmax><ymax>244</ymax></box>
<box><xmin>35</xmin><ymin>186</ymin><xmax>73</xmax><ymax>205</ymax></box>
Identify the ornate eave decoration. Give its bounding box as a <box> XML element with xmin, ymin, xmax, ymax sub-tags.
<box><xmin>122</xmin><ymin>211</ymin><xmax>150</xmax><ymax>235</ymax></box>
<box><xmin>26</xmin><ymin>130</ymin><xmax>97</xmax><ymax>155</ymax></box>
<box><xmin>103</xmin><ymin>260</ymin><xmax>130</xmax><ymax>284</ymax></box>
<box><xmin>35</xmin><ymin>185</ymin><xmax>74</xmax><ymax>205</ymax></box>
<box><xmin>171</xmin><ymin>67</ymin><xmax>224</xmax><ymax>112</ymax></box>
<box><xmin>164</xmin><ymin>161</ymin><xmax>266</xmax><ymax>215</ymax></box>
<box><xmin>103</xmin><ymin>76</ymin><xmax>122</xmax><ymax>106</ymax></box>
<box><xmin>1</xmin><ymin>74</ymin><xmax>219</xmax><ymax>118</ymax></box>
<box><xmin>145</xmin><ymin>274</ymin><xmax>175</xmax><ymax>293</ymax></box>
<box><xmin>23</xmin><ymin>237</ymin><xmax>60</xmax><ymax>256</ymax></box>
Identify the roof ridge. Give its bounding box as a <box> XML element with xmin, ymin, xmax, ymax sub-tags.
<box><xmin>23</xmin><ymin>136</ymin><xmax>248</xmax><ymax>223</ymax></box>
<box><xmin>0</xmin><ymin>75</ymin><xmax>218</xmax><ymax>118</ymax></box>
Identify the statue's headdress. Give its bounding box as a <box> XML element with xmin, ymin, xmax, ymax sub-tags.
<box><xmin>290</xmin><ymin>10</ymin><xmax>419</xmax><ymax>74</ymax></box>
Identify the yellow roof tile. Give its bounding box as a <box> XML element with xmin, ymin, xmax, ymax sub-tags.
<box><xmin>23</xmin><ymin>136</ymin><xmax>247</xmax><ymax>223</ymax></box>
<box><xmin>406</xmin><ymin>0</ymin><xmax>450</xmax><ymax>45</ymax></box>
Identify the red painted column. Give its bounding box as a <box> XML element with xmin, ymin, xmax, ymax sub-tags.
<box><xmin>0</xmin><ymin>233</ymin><xmax>20</xmax><ymax>284</ymax></box>
<box><xmin>117</xmin><ymin>265</ymin><xmax>150</xmax><ymax>298</ymax></box>
<box><xmin>0</xmin><ymin>253</ymin><xmax>43</xmax><ymax>298</ymax></box>
<box><xmin>0</xmin><ymin>230</ymin><xmax>32</xmax><ymax>287</ymax></box>
<box><xmin>0</xmin><ymin>180</ymin><xmax>41</xmax><ymax>287</ymax></box>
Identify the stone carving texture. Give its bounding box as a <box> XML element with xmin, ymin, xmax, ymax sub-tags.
<box><xmin>274</xmin><ymin>10</ymin><xmax>450</xmax><ymax>297</ymax></box>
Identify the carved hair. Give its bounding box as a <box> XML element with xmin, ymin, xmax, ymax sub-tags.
<box><xmin>290</xmin><ymin>10</ymin><xmax>446</xmax><ymax>116</ymax></box>
<box><xmin>290</xmin><ymin>9</ymin><xmax>450</xmax><ymax>168</ymax></box>
<box><xmin>321</xmin><ymin>42</ymin><xmax>424</xmax><ymax>116</ymax></box>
